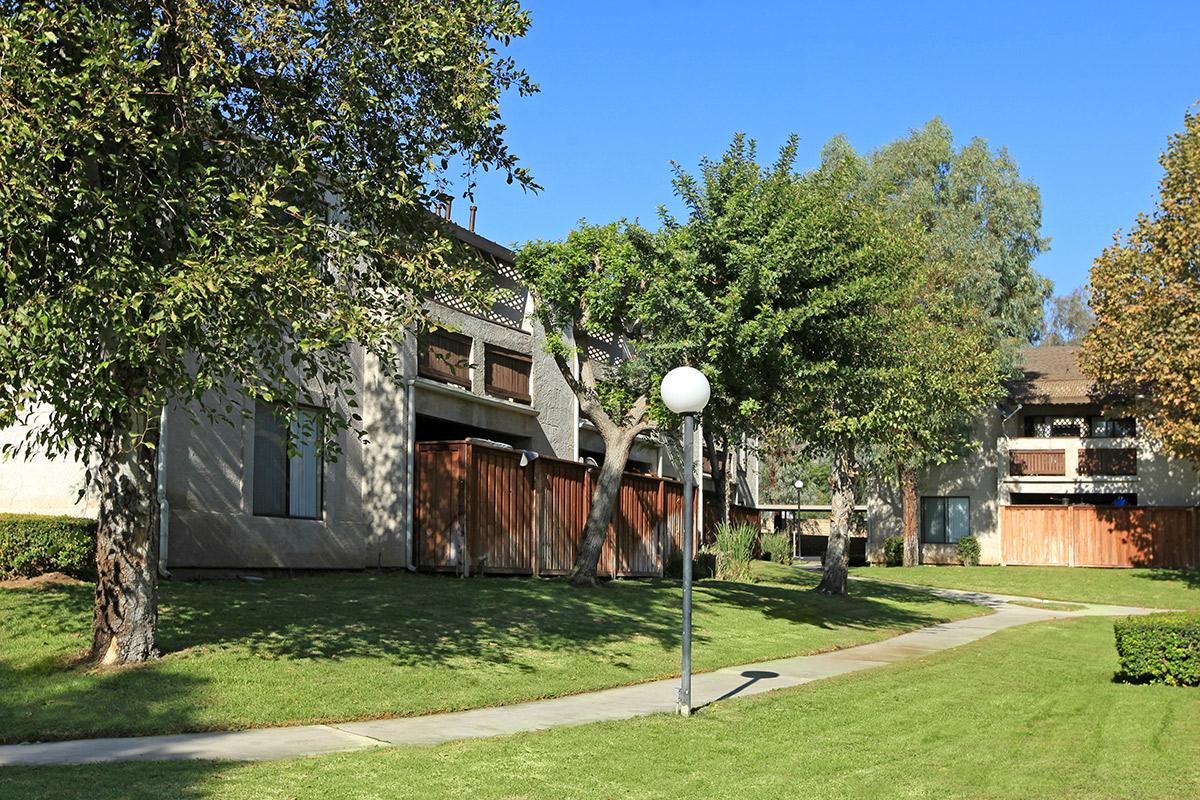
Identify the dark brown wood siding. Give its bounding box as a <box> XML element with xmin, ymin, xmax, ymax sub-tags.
<box><xmin>418</xmin><ymin>331</ymin><xmax>472</xmax><ymax>387</ymax></box>
<box><xmin>484</xmin><ymin>344</ymin><xmax>532</xmax><ymax>404</ymax></box>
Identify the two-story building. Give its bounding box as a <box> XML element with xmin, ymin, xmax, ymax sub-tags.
<box><xmin>867</xmin><ymin>345</ymin><xmax>1200</xmax><ymax>565</ymax></box>
<box><xmin>0</xmin><ymin>219</ymin><xmax>757</xmax><ymax>573</ymax></box>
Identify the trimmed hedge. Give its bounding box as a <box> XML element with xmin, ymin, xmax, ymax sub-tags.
<box><xmin>0</xmin><ymin>514</ymin><xmax>96</xmax><ymax>579</ymax></box>
<box><xmin>1114</xmin><ymin>613</ymin><xmax>1200</xmax><ymax>687</ymax></box>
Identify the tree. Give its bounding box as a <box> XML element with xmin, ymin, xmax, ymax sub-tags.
<box><xmin>516</xmin><ymin>222</ymin><xmax>678</xmax><ymax>587</ymax></box>
<box><xmin>0</xmin><ymin>1</ymin><xmax>536</xmax><ymax>664</ymax></box>
<box><xmin>1040</xmin><ymin>287</ymin><xmax>1095</xmax><ymax>345</ymax></box>
<box><xmin>664</xmin><ymin>134</ymin><xmax>811</xmax><ymax>527</ymax></box>
<box><xmin>1082</xmin><ymin>107</ymin><xmax>1200</xmax><ymax>465</ymax></box>
<box><xmin>766</xmin><ymin>158</ymin><xmax>923</xmax><ymax>595</ymax></box>
<box><xmin>828</xmin><ymin>120</ymin><xmax>1049</xmax><ymax>566</ymax></box>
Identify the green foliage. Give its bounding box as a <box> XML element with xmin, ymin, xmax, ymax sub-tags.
<box><xmin>664</xmin><ymin>547</ymin><xmax>716</xmax><ymax>581</ymax></box>
<box><xmin>0</xmin><ymin>0</ymin><xmax>536</xmax><ymax>460</ymax></box>
<box><xmin>0</xmin><ymin>514</ymin><xmax>96</xmax><ymax>579</ymax></box>
<box><xmin>1082</xmin><ymin>109</ymin><xmax>1200</xmax><ymax>466</ymax></box>
<box><xmin>759</xmin><ymin>531</ymin><xmax>791</xmax><ymax>565</ymax></box>
<box><xmin>1040</xmin><ymin>288</ymin><xmax>1095</xmax><ymax>346</ymax></box>
<box><xmin>517</xmin><ymin>221</ymin><xmax>674</xmax><ymax>431</ymax></box>
<box><xmin>1114</xmin><ymin>613</ymin><xmax>1200</xmax><ymax>686</ymax></box>
<box><xmin>884</xmin><ymin>536</ymin><xmax>905</xmax><ymax>567</ymax></box>
<box><xmin>957</xmin><ymin>536</ymin><xmax>981</xmax><ymax>566</ymax></box>
<box><xmin>711</xmin><ymin>522</ymin><xmax>758</xmax><ymax>582</ymax></box>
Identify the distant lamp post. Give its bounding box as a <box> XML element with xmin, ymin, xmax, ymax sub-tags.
<box><xmin>794</xmin><ymin>479</ymin><xmax>805</xmax><ymax>560</ymax></box>
<box><xmin>660</xmin><ymin>366</ymin><xmax>711</xmax><ymax>717</ymax></box>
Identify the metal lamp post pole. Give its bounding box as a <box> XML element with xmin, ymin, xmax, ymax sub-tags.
<box><xmin>794</xmin><ymin>479</ymin><xmax>804</xmax><ymax>561</ymax></box>
<box><xmin>679</xmin><ymin>411</ymin><xmax>695</xmax><ymax>716</ymax></box>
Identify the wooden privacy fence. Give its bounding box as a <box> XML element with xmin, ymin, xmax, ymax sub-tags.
<box><xmin>415</xmin><ymin>440</ymin><xmax>760</xmax><ymax>578</ymax></box>
<box><xmin>1001</xmin><ymin>505</ymin><xmax>1200</xmax><ymax>568</ymax></box>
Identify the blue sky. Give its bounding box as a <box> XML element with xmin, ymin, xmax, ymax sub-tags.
<box><xmin>463</xmin><ymin>1</ymin><xmax>1199</xmax><ymax>294</ymax></box>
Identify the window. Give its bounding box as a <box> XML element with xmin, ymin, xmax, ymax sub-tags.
<box><xmin>418</xmin><ymin>331</ymin><xmax>472</xmax><ymax>388</ymax></box>
<box><xmin>920</xmin><ymin>497</ymin><xmax>970</xmax><ymax>544</ymax></box>
<box><xmin>1078</xmin><ymin>448</ymin><xmax>1138</xmax><ymax>476</ymax></box>
<box><xmin>1088</xmin><ymin>416</ymin><xmax>1136</xmax><ymax>438</ymax></box>
<box><xmin>253</xmin><ymin>403</ymin><xmax>324</xmax><ymax>519</ymax></box>
<box><xmin>1023</xmin><ymin>415</ymin><xmax>1083</xmax><ymax>437</ymax></box>
<box><xmin>484</xmin><ymin>344</ymin><xmax>532</xmax><ymax>403</ymax></box>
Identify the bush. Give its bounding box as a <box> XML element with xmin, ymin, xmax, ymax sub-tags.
<box><xmin>883</xmin><ymin>535</ymin><xmax>904</xmax><ymax>566</ymax></box>
<box><xmin>759</xmin><ymin>531</ymin><xmax>791</xmax><ymax>565</ymax></box>
<box><xmin>711</xmin><ymin>522</ymin><xmax>757</xmax><ymax>582</ymax></box>
<box><xmin>0</xmin><ymin>514</ymin><xmax>96</xmax><ymax>579</ymax></box>
<box><xmin>957</xmin><ymin>535</ymin><xmax>981</xmax><ymax>566</ymax></box>
<box><xmin>665</xmin><ymin>547</ymin><xmax>716</xmax><ymax>581</ymax></box>
<box><xmin>1114</xmin><ymin>613</ymin><xmax>1200</xmax><ymax>686</ymax></box>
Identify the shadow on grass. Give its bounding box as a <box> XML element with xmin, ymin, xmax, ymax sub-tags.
<box><xmin>1130</xmin><ymin>568</ymin><xmax>1200</xmax><ymax>592</ymax></box>
<box><xmin>0</xmin><ymin>567</ymin><xmax>969</xmax><ymax>744</ymax></box>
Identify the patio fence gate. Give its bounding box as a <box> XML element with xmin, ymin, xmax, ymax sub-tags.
<box><xmin>415</xmin><ymin>439</ymin><xmax>760</xmax><ymax>578</ymax></box>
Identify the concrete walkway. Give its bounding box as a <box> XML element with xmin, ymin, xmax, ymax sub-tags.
<box><xmin>0</xmin><ymin>588</ymin><xmax>1155</xmax><ymax>767</ymax></box>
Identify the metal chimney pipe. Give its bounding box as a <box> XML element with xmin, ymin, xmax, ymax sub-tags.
<box><xmin>469</xmin><ymin>205</ymin><xmax>477</xmax><ymax>233</ymax></box>
<box><xmin>444</xmin><ymin>197</ymin><xmax>453</xmax><ymax>221</ymax></box>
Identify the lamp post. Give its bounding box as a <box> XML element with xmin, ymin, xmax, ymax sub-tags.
<box><xmin>660</xmin><ymin>366</ymin><xmax>711</xmax><ymax>717</ymax></box>
<box><xmin>794</xmin><ymin>479</ymin><xmax>805</xmax><ymax>560</ymax></box>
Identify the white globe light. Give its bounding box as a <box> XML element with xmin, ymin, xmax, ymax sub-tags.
<box><xmin>660</xmin><ymin>367</ymin><xmax>711</xmax><ymax>414</ymax></box>
<box><xmin>794</xmin><ymin>479</ymin><xmax>804</xmax><ymax>489</ymax></box>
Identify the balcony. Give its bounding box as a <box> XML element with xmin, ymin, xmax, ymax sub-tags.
<box><xmin>1009</xmin><ymin>449</ymin><xmax>1066</xmax><ymax>477</ymax></box>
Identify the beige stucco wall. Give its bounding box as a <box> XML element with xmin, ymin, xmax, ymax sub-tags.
<box><xmin>0</xmin><ymin>409</ymin><xmax>98</xmax><ymax>518</ymax></box>
<box><xmin>867</xmin><ymin>413</ymin><xmax>1003</xmax><ymax>565</ymax></box>
<box><xmin>868</xmin><ymin>403</ymin><xmax>1200</xmax><ymax>566</ymax></box>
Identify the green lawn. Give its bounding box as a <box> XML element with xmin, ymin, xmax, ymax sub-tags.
<box><xmin>850</xmin><ymin>564</ymin><xmax>1200</xmax><ymax>609</ymax></box>
<box><xmin>0</xmin><ymin>564</ymin><xmax>981</xmax><ymax>743</ymax></box>
<box><xmin>5</xmin><ymin>616</ymin><xmax>1197</xmax><ymax>799</ymax></box>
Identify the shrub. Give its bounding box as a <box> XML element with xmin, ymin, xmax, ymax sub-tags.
<box><xmin>1114</xmin><ymin>613</ymin><xmax>1200</xmax><ymax>686</ymax></box>
<box><xmin>883</xmin><ymin>535</ymin><xmax>904</xmax><ymax>566</ymax></box>
<box><xmin>957</xmin><ymin>535</ymin><xmax>981</xmax><ymax>566</ymax></box>
<box><xmin>0</xmin><ymin>514</ymin><xmax>96</xmax><ymax>579</ymax></box>
<box><xmin>758</xmin><ymin>531</ymin><xmax>791</xmax><ymax>565</ymax></box>
<box><xmin>711</xmin><ymin>522</ymin><xmax>757</xmax><ymax>582</ymax></box>
<box><xmin>665</xmin><ymin>547</ymin><xmax>716</xmax><ymax>581</ymax></box>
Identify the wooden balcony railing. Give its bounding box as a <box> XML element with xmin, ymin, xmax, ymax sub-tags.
<box><xmin>1078</xmin><ymin>448</ymin><xmax>1138</xmax><ymax>476</ymax></box>
<box><xmin>1009</xmin><ymin>449</ymin><xmax>1066</xmax><ymax>477</ymax></box>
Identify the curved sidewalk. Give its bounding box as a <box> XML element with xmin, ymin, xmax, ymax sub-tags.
<box><xmin>0</xmin><ymin>590</ymin><xmax>1155</xmax><ymax>767</ymax></box>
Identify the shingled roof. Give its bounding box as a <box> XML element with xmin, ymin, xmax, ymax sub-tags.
<box><xmin>1008</xmin><ymin>345</ymin><xmax>1094</xmax><ymax>404</ymax></box>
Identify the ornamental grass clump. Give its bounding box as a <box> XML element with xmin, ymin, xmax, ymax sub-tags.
<box><xmin>712</xmin><ymin>522</ymin><xmax>758</xmax><ymax>582</ymax></box>
<box><xmin>759</xmin><ymin>531</ymin><xmax>791</xmax><ymax>565</ymax></box>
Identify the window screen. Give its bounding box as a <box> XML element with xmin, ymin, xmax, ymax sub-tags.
<box><xmin>921</xmin><ymin>497</ymin><xmax>970</xmax><ymax>544</ymax></box>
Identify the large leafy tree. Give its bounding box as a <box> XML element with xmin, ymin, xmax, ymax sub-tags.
<box><xmin>516</xmin><ymin>222</ymin><xmax>678</xmax><ymax>587</ymax></box>
<box><xmin>827</xmin><ymin>120</ymin><xmax>1049</xmax><ymax>565</ymax></box>
<box><xmin>1082</xmin><ymin>108</ymin><xmax>1200</xmax><ymax>465</ymax></box>
<box><xmin>664</xmin><ymin>134</ymin><xmax>808</xmax><ymax>527</ymax></box>
<box><xmin>0</xmin><ymin>1</ymin><xmax>536</xmax><ymax>663</ymax></box>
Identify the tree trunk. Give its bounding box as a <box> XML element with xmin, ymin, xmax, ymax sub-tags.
<box><xmin>704</xmin><ymin>428</ymin><xmax>730</xmax><ymax>531</ymax></box>
<box><xmin>816</xmin><ymin>443</ymin><xmax>855</xmax><ymax>595</ymax></box>
<box><xmin>899</xmin><ymin>462</ymin><xmax>920</xmax><ymax>567</ymax></box>
<box><xmin>91</xmin><ymin>418</ymin><xmax>160</xmax><ymax>665</ymax></box>
<box><xmin>569</xmin><ymin>430</ymin><xmax>635</xmax><ymax>587</ymax></box>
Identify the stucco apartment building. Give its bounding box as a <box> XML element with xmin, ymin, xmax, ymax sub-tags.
<box><xmin>0</xmin><ymin>222</ymin><xmax>755</xmax><ymax>572</ymax></box>
<box><xmin>867</xmin><ymin>345</ymin><xmax>1200</xmax><ymax>565</ymax></box>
